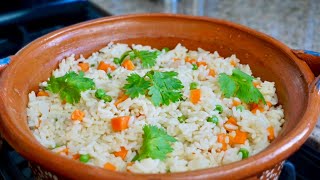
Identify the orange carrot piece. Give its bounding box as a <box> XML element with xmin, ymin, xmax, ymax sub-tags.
<box><xmin>185</xmin><ymin>57</ymin><xmax>197</xmax><ymax>64</ymax></box>
<box><xmin>58</xmin><ymin>148</ymin><xmax>69</xmax><ymax>155</ymax></box>
<box><xmin>267</xmin><ymin>126</ymin><xmax>275</xmax><ymax>141</ymax></box>
<box><xmin>227</xmin><ymin>117</ymin><xmax>237</xmax><ymax>126</ymax></box>
<box><xmin>126</xmin><ymin>162</ymin><xmax>134</xmax><ymax>172</ymax></box>
<box><xmin>127</xmin><ymin>162</ymin><xmax>134</xmax><ymax>167</ymax></box>
<box><xmin>190</xmin><ymin>89</ymin><xmax>201</xmax><ymax>104</ymax></box>
<box><xmin>122</xmin><ymin>60</ymin><xmax>135</xmax><ymax>70</ymax></box>
<box><xmin>72</xmin><ymin>154</ymin><xmax>80</xmax><ymax>160</ymax></box>
<box><xmin>217</xmin><ymin>133</ymin><xmax>227</xmax><ymax>151</ymax></box>
<box><xmin>37</xmin><ymin>91</ymin><xmax>49</xmax><ymax>97</ymax></box>
<box><xmin>251</xmin><ymin>103</ymin><xmax>259</xmax><ymax>110</ymax></box>
<box><xmin>230</xmin><ymin>61</ymin><xmax>237</xmax><ymax>66</ymax></box>
<box><xmin>251</xmin><ymin>107</ymin><xmax>264</xmax><ymax>114</ymax></box>
<box><xmin>104</xmin><ymin>163</ymin><xmax>116</xmax><ymax>171</ymax></box>
<box><xmin>97</xmin><ymin>61</ymin><xmax>116</xmax><ymax>72</ymax></box>
<box><xmin>231</xmin><ymin>130</ymin><xmax>247</xmax><ymax>144</ymax></box>
<box><xmin>208</xmin><ymin>69</ymin><xmax>216</xmax><ymax>77</ymax></box>
<box><xmin>266</xmin><ymin>101</ymin><xmax>272</xmax><ymax>108</ymax></box>
<box><xmin>197</xmin><ymin>61</ymin><xmax>207</xmax><ymax>67</ymax></box>
<box><xmin>172</xmin><ymin>58</ymin><xmax>180</xmax><ymax>61</ymax></box>
<box><xmin>78</xmin><ymin>62</ymin><xmax>89</xmax><ymax>72</ymax></box>
<box><xmin>113</xmin><ymin>147</ymin><xmax>128</xmax><ymax>160</ymax></box>
<box><xmin>114</xmin><ymin>92</ymin><xmax>129</xmax><ymax>107</ymax></box>
<box><xmin>224</xmin><ymin>117</ymin><xmax>238</xmax><ymax>131</ymax></box>
<box><xmin>71</xmin><ymin>110</ymin><xmax>85</xmax><ymax>121</ymax></box>
<box><xmin>253</xmin><ymin>81</ymin><xmax>260</xmax><ymax>87</ymax></box>
<box><xmin>232</xmin><ymin>100</ymin><xmax>241</xmax><ymax>106</ymax></box>
<box><xmin>111</xmin><ymin>116</ymin><xmax>130</xmax><ymax>131</ymax></box>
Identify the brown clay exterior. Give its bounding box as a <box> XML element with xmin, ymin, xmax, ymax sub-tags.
<box><xmin>292</xmin><ymin>49</ymin><xmax>320</xmax><ymax>76</ymax></box>
<box><xmin>0</xmin><ymin>14</ymin><xmax>319</xmax><ymax>180</ymax></box>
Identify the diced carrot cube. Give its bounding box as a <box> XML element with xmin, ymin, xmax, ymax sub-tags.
<box><xmin>97</xmin><ymin>61</ymin><xmax>116</xmax><ymax>72</ymax></box>
<box><xmin>71</xmin><ymin>110</ymin><xmax>85</xmax><ymax>121</ymax></box>
<box><xmin>111</xmin><ymin>116</ymin><xmax>130</xmax><ymax>131</ymax></box>
<box><xmin>37</xmin><ymin>91</ymin><xmax>49</xmax><ymax>97</ymax></box>
<box><xmin>190</xmin><ymin>89</ymin><xmax>201</xmax><ymax>104</ymax></box>
<box><xmin>113</xmin><ymin>147</ymin><xmax>128</xmax><ymax>160</ymax></box>
<box><xmin>267</xmin><ymin>126</ymin><xmax>275</xmax><ymax>141</ymax></box>
<box><xmin>208</xmin><ymin>69</ymin><xmax>216</xmax><ymax>77</ymax></box>
<box><xmin>104</xmin><ymin>163</ymin><xmax>116</xmax><ymax>171</ymax></box>
<box><xmin>122</xmin><ymin>60</ymin><xmax>135</xmax><ymax>70</ymax></box>
<box><xmin>78</xmin><ymin>62</ymin><xmax>89</xmax><ymax>72</ymax></box>
<box><xmin>197</xmin><ymin>61</ymin><xmax>207</xmax><ymax>67</ymax></box>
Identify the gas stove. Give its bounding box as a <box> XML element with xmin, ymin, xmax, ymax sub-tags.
<box><xmin>0</xmin><ymin>1</ymin><xmax>318</xmax><ymax>179</ymax></box>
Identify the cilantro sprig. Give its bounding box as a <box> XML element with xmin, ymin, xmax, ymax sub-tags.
<box><xmin>133</xmin><ymin>125</ymin><xmax>177</xmax><ymax>161</ymax></box>
<box><xmin>123</xmin><ymin>71</ymin><xmax>184</xmax><ymax>106</ymax></box>
<box><xmin>218</xmin><ymin>69</ymin><xmax>266</xmax><ymax>104</ymax></box>
<box><xmin>47</xmin><ymin>71</ymin><xmax>95</xmax><ymax>104</ymax></box>
<box><xmin>123</xmin><ymin>73</ymin><xmax>151</xmax><ymax>98</ymax></box>
<box><xmin>117</xmin><ymin>50</ymin><xmax>160</xmax><ymax>68</ymax></box>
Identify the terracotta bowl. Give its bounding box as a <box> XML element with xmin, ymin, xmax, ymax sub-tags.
<box><xmin>0</xmin><ymin>14</ymin><xmax>320</xmax><ymax>180</ymax></box>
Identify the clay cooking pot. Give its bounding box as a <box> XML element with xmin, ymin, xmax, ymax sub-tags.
<box><xmin>0</xmin><ymin>14</ymin><xmax>319</xmax><ymax>179</ymax></box>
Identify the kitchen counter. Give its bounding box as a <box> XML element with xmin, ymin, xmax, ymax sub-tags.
<box><xmin>90</xmin><ymin>0</ymin><xmax>320</xmax><ymax>150</ymax></box>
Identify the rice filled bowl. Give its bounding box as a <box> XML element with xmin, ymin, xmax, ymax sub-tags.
<box><xmin>27</xmin><ymin>43</ymin><xmax>284</xmax><ymax>173</ymax></box>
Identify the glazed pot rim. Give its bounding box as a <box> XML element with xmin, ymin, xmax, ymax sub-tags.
<box><xmin>0</xmin><ymin>13</ymin><xmax>319</xmax><ymax>179</ymax></box>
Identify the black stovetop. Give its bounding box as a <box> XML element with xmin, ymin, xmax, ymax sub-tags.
<box><xmin>0</xmin><ymin>1</ymin><xmax>319</xmax><ymax>179</ymax></box>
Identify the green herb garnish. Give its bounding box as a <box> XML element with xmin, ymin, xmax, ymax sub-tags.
<box><xmin>236</xmin><ymin>105</ymin><xmax>245</xmax><ymax>112</ymax></box>
<box><xmin>119</xmin><ymin>50</ymin><xmax>160</xmax><ymax>68</ymax></box>
<box><xmin>133</xmin><ymin>125</ymin><xmax>177</xmax><ymax>161</ymax></box>
<box><xmin>218</xmin><ymin>69</ymin><xmax>266</xmax><ymax>104</ymax></box>
<box><xmin>47</xmin><ymin>71</ymin><xmax>95</xmax><ymax>104</ymax></box>
<box><xmin>123</xmin><ymin>71</ymin><xmax>184</xmax><ymax>106</ymax></box>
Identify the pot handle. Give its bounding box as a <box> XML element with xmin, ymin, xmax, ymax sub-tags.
<box><xmin>0</xmin><ymin>56</ymin><xmax>11</xmax><ymax>72</ymax></box>
<box><xmin>292</xmin><ymin>49</ymin><xmax>320</xmax><ymax>76</ymax></box>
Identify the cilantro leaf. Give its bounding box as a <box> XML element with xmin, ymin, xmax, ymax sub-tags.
<box><xmin>134</xmin><ymin>50</ymin><xmax>160</xmax><ymax>68</ymax></box>
<box><xmin>133</xmin><ymin>125</ymin><xmax>177</xmax><ymax>161</ymax></box>
<box><xmin>47</xmin><ymin>71</ymin><xmax>95</xmax><ymax>104</ymax></box>
<box><xmin>148</xmin><ymin>71</ymin><xmax>184</xmax><ymax>106</ymax></box>
<box><xmin>218</xmin><ymin>69</ymin><xmax>266</xmax><ymax>104</ymax></box>
<box><xmin>122</xmin><ymin>71</ymin><xmax>184</xmax><ymax>106</ymax></box>
<box><xmin>119</xmin><ymin>50</ymin><xmax>160</xmax><ymax>68</ymax></box>
<box><xmin>123</xmin><ymin>73</ymin><xmax>151</xmax><ymax>98</ymax></box>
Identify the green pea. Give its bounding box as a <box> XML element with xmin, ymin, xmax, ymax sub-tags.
<box><xmin>215</xmin><ymin>105</ymin><xmax>223</xmax><ymax>114</ymax></box>
<box><xmin>238</xmin><ymin>148</ymin><xmax>249</xmax><ymax>159</ymax></box>
<box><xmin>236</xmin><ymin>105</ymin><xmax>245</xmax><ymax>112</ymax></box>
<box><xmin>207</xmin><ymin>115</ymin><xmax>219</xmax><ymax>125</ymax></box>
<box><xmin>162</xmin><ymin>47</ymin><xmax>170</xmax><ymax>52</ymax></box>
<box><xmin>102</xmin><ymin>95</ymin><xmax>112</xmax><ymax>102</ymax></box>
<box><xmin>113</xmin><ymin>57</ymin><xmax>121</xmax><ymax>65</ymax></box>
<box><xmin>95</xmin><ymin>89</ymin><xmax>106</xmax><ymax>99</ymax></box>
<box><xmin>190</xmin><ymin>82</ymin><xmax>198</xmax><ymax>90</ymax></box>
<box><xmin>107</xmin><ymin>73</ymin><xmax>112</xmax><ymax>79</ymax></box>
<box><xmin>178</xmin><ymin>115</ymin><xmax>187</xmax><ymax>123</ymax></box>
<box><xmin>192</xmin><ymin>64</ymin><xmax>198</xmax><ymax>70</ymax></box>
<box><xmin>79</xmin><ymin>154</ymin><xmax>90</xmax><ymax>163</ymax></box>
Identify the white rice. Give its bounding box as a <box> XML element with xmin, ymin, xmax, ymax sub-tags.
<box><xmin>27</xmin><ymin>42</ymin><xmax>285</xmax><ymax>173</ymax></box>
